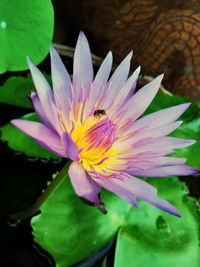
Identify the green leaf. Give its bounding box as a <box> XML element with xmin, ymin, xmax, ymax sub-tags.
<box><xmin>31</xmin><ymin>176</ymin><xmax>200</xmax><ymax>267</ymax></box>
<box><xmin>32</xmin><ymin>177</ymin><xmax>130</xmax><ymax>267</ymax></box>
<box><xmin>170</xmin><ymin>117</ymin><xmax>200</xmax><ymax>169</ymax></box>
<box><xmin>144</xmin><ymin>92</ymin><xmax>200</xmax><ymax>122</ymax></box>
<box><xmin>0</xmin><ymin>74</ymin><xmax>51</xmax><ymax>108</ymax></box>
<box><xmin>0</xmin><ymin>0</ymin><xmax>54</xmax><ymax>73</ymax></box>
<box><xmin>0</xmin><ymin>113</ymin><xmax>60</xmax><ymax>159</ymax></box>
<box><xmin>114</xmin><ymin>177</ymin><xmax>200</xmax><ymax>267</ymax></box>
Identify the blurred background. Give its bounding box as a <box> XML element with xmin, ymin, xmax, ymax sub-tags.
<box><xmin>52</xmin><ymin>0</ymin><xmax>200</xmax><ymax>103</ymax></box>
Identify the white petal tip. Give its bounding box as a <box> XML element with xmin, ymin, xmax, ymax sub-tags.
<box><xmin>135</xmin><ymin>66</ymin><xmax>141</xmax><ymax>74</ymax></box>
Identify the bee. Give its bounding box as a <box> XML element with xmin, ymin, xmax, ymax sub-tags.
<box><xmin>94</xmin><ymin>109</ymin><xmax>106</xmax><ymax>118</ymax></box>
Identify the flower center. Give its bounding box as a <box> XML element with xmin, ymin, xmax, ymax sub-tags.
<box><xmin>78</xmin><ymin>117</ymin><xmax>117</xmax><ymax>162</ymax></box>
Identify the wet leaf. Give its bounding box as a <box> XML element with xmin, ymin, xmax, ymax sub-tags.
<box><xmin>32</xmin><ymin>177</ymin><xmax>129</xmax><ymax>267</ymax></box>
<box><xmin>114</xmin><ymin>177</ymin><xmax>200</xmax><ymax>267</ymax></box>
<box><xmin>31</xmin><ymin>176</ymin><xmax>200</xmax><ymax>267</ymax></box>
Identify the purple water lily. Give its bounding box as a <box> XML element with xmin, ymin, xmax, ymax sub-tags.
<box><xmin>12</xmin><ymin>32</ymin><xmax>197</xmax><ymax>216</ymax></box>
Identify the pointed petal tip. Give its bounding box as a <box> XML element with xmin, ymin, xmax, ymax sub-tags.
<box><xmin>156</xmin><ymin>73</ymin><xmax>164</xmax><ymax>83</ymax></box>
<box><xmin>78</xmin><ymin>31</ymin><xmax>87</xmax><ymax>42</ymax></box>
<box><xmin>10</xmin><ymin>119</ymin><xmax>18</xmax><ymax>126</ymax></box>
<box><xmin>127</xmin><ymin>50</ymin><xmax>133</xmax><ymax>59</ymax></box>
<box><xmin>49</xmin><ymin>45</ymin><xmax>56</xmax><ymax>55</ymax></box>
<box><xmin>135</xmin><ymin>66</ymin><xmax>141</xmax><ymax>74</ymax></box>
<box><xmin>26</xmin><ymin>56</ymin><xmax>32</xmax><ymax>66</ymax></box>
<box><xmin>107</xmin><ymin>51</ymin><xmax>113</xmax><ymax>60</ymax></box>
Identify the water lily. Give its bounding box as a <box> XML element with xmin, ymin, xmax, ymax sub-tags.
<box><xmin>11</xmin><ymin>32</ymin><xmax>197</xmax><ymax>217</ymax></box>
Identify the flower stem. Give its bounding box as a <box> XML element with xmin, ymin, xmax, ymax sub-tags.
<box><xmin>8</xmin><ymin>161</ymin><xmax>71</xmax><ymax>221</ymax></box>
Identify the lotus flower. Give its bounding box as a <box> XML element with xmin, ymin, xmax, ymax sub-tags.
<box><xmin>11</xmin><ymin>32</ymin><xmax>197</xmax><ymax>216</ymax></box>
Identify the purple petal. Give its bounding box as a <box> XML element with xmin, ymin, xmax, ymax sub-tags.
<box><xmin>110</xmin><ymin>66</ymin><xmax>141</xmax><ymax>111</ymax></box>
<box><xmin>117</xmin><ymin>121</ymin><xmax>182</xmax><ymax>147</ymax></box>
<box><xmin>30</xmin><ymin>90</ymin><xmax>54</xmax><ymax>130</ymax></box>
<box><xmin>117</xmin><ymin>74</ymin><xmax>164</xmax><ymax>124</ymax></box>
<box><xmin>68</xmin><ymin>162</ymin><xmax>101</xmax><ymax>204</ymax></box>
<box><xmin>73</xmin><ymin>32</ymin><xmax>93</xmax><ymax>98</ymax></box>
<box><xmin>102</xmin><ymin>51</ymin><xmax>133</xmax><ymax>108</ymax></box>
<box><xmin>60</xmin><ymin>132</ymin><xmax>80</xmax><ymax>161</ymax></box>
<box><xmin>27</xmin><ymin>57</ymin><xmax>61</xmax><ymax>132</ymax></box>
<box><xmin>128</xmin><ymin>136</ymin><xmax>196</xmax><ymax>156</ymax></box>
<box><xmin>128</xmin><ymin>164</ymin><xmax>198</xmax><ymax>177</ymax></box>
<box><xmin>11</xmin><ymin>119</ymin><xmax>65</xmax><ymax>157</ymax></box>
<box><xmin>92</xmin><ymin>173</ymin><xmax>180</xmax><ymax>216</ymax></box>
<box><xmin>126</xmin><ymin>156</ymin><xmax>186</xmax><ymax>171</ymax></box>
<box><xmin>50</xmin><ymin>46</ymin><xmax>72</xmax><ymax>120</ymax></box>
<box><xmin>126</xmin><ymin>103</ymin><xmax>191</xmax><ymax>135</ymax></box>
<box><xmin>92</xmin><ymin>51</ymin><xmax>113</xmax><ymax>102</ymax></box>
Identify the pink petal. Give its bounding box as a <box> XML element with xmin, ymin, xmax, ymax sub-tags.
<box><xmin>27</xmin><ymin>57</ymin><xmax>61</xmax><ymax>132</ymax></box>
<box><xmin>73</xmin><ymin>32</ymin><xmax>93</xmax><ymax>99</ymax></box>
<box><xmin>128</xmin><ymin>164</ymin><xmax>198</xmax><ymax>177</ymax></box>
<box><xmin>60</xmin><ymin>132</ymin><xmax>80</xmax><ymax>161</ymax></box>
<box><xmin>50</xmin><ymin>46</ymin><xmax>72</xmax><ymax>120</ymax></box>
<box><xmin>11</xmin><ymin>119</ymin><xmax>65</xmax><ymax>157</ymax></box>
<box><xmin>92</xmin><ymin>173</ymin><xmax>181</xmax><ymax>216</ymax></box>
<box><xmin>68</xmin><ymin>162</ymin><xmax>101</xmax><ymax>204</ymax></box>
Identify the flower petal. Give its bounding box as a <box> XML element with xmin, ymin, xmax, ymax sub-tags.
<box><xmin>68</xmin><ymin>162</ymin><xmax>101</xmax><ymax>204</ymax></box>
<box><xmin>116</xmin><ymin>74</ymin><xmax>164</xmax><ymax>124</ymax></box>
<box><xmin>92</xmin><ymin>173</ymin><xmax>180</xmax><ymax>216</ymax></box>
<box><xmin>109</xmin><ymin>66</ymin><xmax>141</xmax><ymax>111</ymax></box>
<box><xmin>101</xmin><ymin>51</ymin><xmax>133</xmax><ymax>108</ymax></box>
<box><xmin>125</xmin><ymin>103</ymin><xmax>191</xmax><ymax>135</ymax></box>
<box><xmin>126</xmin><ymin>156</ymin><xmax>186</xmax><ymax>171</ymax></box>
<box><xmin>50</xmin><ymin>46</ymin><xmax>72</xmax><ymax>120</ymax></box>
<box><xmin>27</xmin><ymin>57</ymin><xmax>60</xmax><ymax>132</ymax></box>
<box><xmin>60</xmin><ymin>132</ymin><xmax>80</xmax><ymax>161</ymax></box>
<box><xmin>11</xmin><ymin>119</ymin><xmax>65</xmax><ymax>157</ymax></box>
<box><xmin>116</xmin><ymin>121</ymin><xmax>182</xmax><ymax>146</ymax></box>
<box><xmin>127</xmin><ymin>136</ymin><xmax>196</xmax><ymax>156</ymax></box>
<box><xmin>30</xmin><ymin>90</ymin><xmax>54</xmax><ymax>130</ymax></box>
<box><xmin>92</xmin><ymin>51</ymin><xmax>113</xmax><ymax>102</ymax></box>
<box><xmin>128</xmin><ymin>164</ymin><xmax>198</xmax><ymax>177</ymax></box>
<box><xmin>73</xmin><ymin>32</ymin><xmax>93</xmax><ymax>98</ymax></box>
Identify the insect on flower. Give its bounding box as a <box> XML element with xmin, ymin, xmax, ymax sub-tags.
<box><xmin>94</xmin><ymin>109</ymin><xmax>107</xmax><ymax>118</ymax></box>
<box><xmin>11</xmin><ymin>32</ymin><xmax>198</xmax><ymax>216</ymax></box>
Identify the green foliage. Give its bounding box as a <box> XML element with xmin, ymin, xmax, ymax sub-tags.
<box><xmin>144</xmin><ymin>92</ymin><xmax>200</xmax><ymax>122</ymax></box>
<box><xmin>0</xmin><ymin>0</ymin><xmax>54</xmax><ymax>73</ymax></box>
<box><xmin>171</xmin><ymin>117</ymin><xmax>200</xmax><ymax>169</ymax></box>
<box><xmin>0</xmin><ymin>113</ymin><xmax>60</xmax><ymax>159</ymax></box>
<box><xmin>32</xmin><ymin>176</ymin><xmax>200</xmax><ymax>267</ymax></box>
<box><xmin>0</xmin><ymin>74</ymin><xmax>51</xmax><ymax>108</ymax></box>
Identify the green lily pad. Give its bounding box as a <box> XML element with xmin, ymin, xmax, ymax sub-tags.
<box><xmin>31</xmin><ymin>176</ymin><xmax>200</xmax><ymax>267</ymax></box>
<box><xmin>32</xmin><ymin>177</ymin><xmax>130</xmax><ymax>267</ymax></box>
<box><xmin>0</xmin><ymin>113</ymin><xmax>60</xmax><ymax>159</ymax></box>
<box><xmin>114</xmin><ymin>177</ymin><xmax>200</xmax><ymax>267</ymax></box>
<box><xmin>170</xmin><ymin>117</ymin><xmax>200</xmax><ymax>169</ymax></box>
<box><xmin>0</xmin><ymin>0</ymin><xmax>54</xmax><ymax>73</ymax></box>
<box><xmin>0</xmin><ymin>74</ymin><xmax>51</xmax><ymax>108</ymax></box>
<box><xmin>144</xmin><ymin>92</ymin><xmax>200</xmax><ymax>122</ymax></box>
